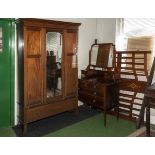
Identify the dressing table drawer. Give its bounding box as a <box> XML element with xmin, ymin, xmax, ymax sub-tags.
<box><xmin>79</xmin><ymin>81</ymin><xmax>116</xmax><ymax>109</ymax></box>
<box><xmin>78</xmin><ymin>92</ymin><xmax>104</xmax><ymax>109</ymax></box>
<box><xmin>79</xmin><ymin>87</ymin><xmax>104</xmax><ymax>97</ymax></box>
<box><xmin>79</xmin><ymin>91</ymin><xmax>104</xmax><ymax>102</ymax></box>
<box><xmin>79</xmin><ymin>80</ymin><xmax>105</xmax><ymax>95</ymax></box>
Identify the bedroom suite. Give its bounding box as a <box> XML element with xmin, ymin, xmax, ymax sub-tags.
<box><xmin>0</xmin><ymin>18</ymin><xmax>155</xmax><ymax>137</ymax></box>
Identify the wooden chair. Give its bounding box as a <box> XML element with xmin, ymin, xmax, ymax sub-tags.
<box><xmin>137</xmin><ymin>57</ymin><xmax>155</xmax><ymax>136</ymax></box>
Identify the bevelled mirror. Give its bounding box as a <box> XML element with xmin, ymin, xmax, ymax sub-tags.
<box><xmin>90</xmin><ymin>43</ymin><xmax>114</xmax><ymax>68</ymax></box>
<box><xmin>46</xmin><ymin>32</ymin><xmax>62</xmax><ymax>99</ymax></box>
<box><xmin>0</xmin><ymin>28</ymin><xmax>2</xmax><ymax>52</ymax></box>
<box><xmin>90</xmin><ymin>45</ymin><xmax>98</xmax><ymax>66</ymax></box>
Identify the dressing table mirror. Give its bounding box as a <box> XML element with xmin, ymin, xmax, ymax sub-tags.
<box><xmin>78</xmin><ymin>43</ymin><xmax>118</xmax><ymax>126</ymax></box>
<box><xmin>81</xmin><ymin>43</ymin><xmax>115</xmax><ymax>81</ymax></box>
<box><xmin>90</xmin><ymin>43</ymin><xmax>114</xmax><ymax>68</ymax></box>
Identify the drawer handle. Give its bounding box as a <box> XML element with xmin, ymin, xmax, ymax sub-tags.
<box><xmin>93</xmin><ymin>99</ymin><xmax>96</xmax><ymax>103</ymax></box>
<box><xmin>94</xmin><ymin>86</ymin><xmax>96</xmax><ymax>88</ymax></box>
<box><xmin>94</xmin><ymin>92</ymin><xmax>97</xmax><ymax>95</ymax></box>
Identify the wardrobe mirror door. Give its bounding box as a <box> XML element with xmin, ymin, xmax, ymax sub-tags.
<box><xmin>46</xmin><ymin>32</ymin><xmax>62</xmax><ymax>99</ymax></box>
<box><xmin>0</xmin><ymin>28</ymin><xmax>2</xmax><ymax>52</ymax></box>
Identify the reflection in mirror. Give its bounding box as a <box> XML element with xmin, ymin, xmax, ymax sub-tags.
<box><xmin>46</xmin><ymin>32</ymin><xmax>62</xmax><ymax>99</ymax></box>
<box><xmin>90</xmin><ymin>44</ymin><xmax>114</xmax><ymax>68</ymax></box>
<box><xmin>0</xmin><ymin>28</ymin><xmax>2</xmax><ymax>52</ymax></box>
<box><xmin>91</xmin><ymin>45</ymin><xmax>99</xmax><ymax>65</ymax></box>
<box><xmin>107</xmin><ymin>46</ymin><xmax>114</xmax><ymax>67</ymax></box>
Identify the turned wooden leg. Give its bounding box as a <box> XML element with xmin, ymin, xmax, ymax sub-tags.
<box><xmin>104</xmin><ymin>86</ymin><xmax>107</xmax><ymax>127</ymax></box>
<box><xmin>116</xmin><ymin>103</ymin><xmax>119</xmax><ymax>120</ymax></box>
<box><xmin>146</xmin><ymin>99</ymin><xmax>150</xmax><ymax>137</ymax></box>
<box><xmin>69</xmin><ymin>108</ymin><xmax>79</xmax><ymax>115</ymax></box>
<box><xmin>115</xmin><ymin>85</ymin><xmax>119</xmax><ymax>120</ymax></box>
<box><xmin>23</xmin><ymin>123</ymin><xmax>27</xmax><ymax>135</ymax></box>
<box><xmin>104</xmin><ymin>110</ymin><xmax>107</xmax><ymax>127</ymax></box>
<box><xmin>73</xmin><ymin>108</ymin><xmax>79</xmax><ymax>115</ymax></box>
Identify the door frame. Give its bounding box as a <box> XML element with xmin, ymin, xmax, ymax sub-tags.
<box><xmin>10</xmin><ymin>19</ymin><xmax>15</xmax><ymax>126</ymax></box>
<box><xmin>0</xmin><ymin>18</ymin><xmax>15</xmax><ymax>127</ymax></box>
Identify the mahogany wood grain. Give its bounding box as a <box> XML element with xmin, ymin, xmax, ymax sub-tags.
<box><xmin>115</xmin><ymin>50</ymin><xmax>151</xmax><ymax>122</ymax></box>
<box><xmin>24</xmin><ymin>26</ymin><xmax>44</xmax><ymax>108</ymax></box>
<box><xmin>78</xmin><ymin>43</ymin><xmax>117</xmax><ymax>126</ymax></box>
<box><xmin>17</xmin><ymin>18</ymin><xmax>81</xmax><ymax>134</ymax></box>
<box><xmin>64</xmin><ymin>30</ymin><xmax>78</xmax><ymax>97</ymax></box>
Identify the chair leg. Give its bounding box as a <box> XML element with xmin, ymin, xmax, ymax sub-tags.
<box><xmin>136</xmin><ymin>98</ymin><xmax>147</xmax><ymax>129</ymax></box>
<box><xmin>103</xmin><ymin>110</ymin><xmax>107</xmax><ymax>127</ymax></box>
<box><xmin>146</xmin><ymin>99</ymin><xmax>150</xmax><ymax>137</ymax></box>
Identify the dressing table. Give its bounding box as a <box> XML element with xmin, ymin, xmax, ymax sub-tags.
<box><xmin>78</xmin><ymin>43</ymin><xmax>118</xmax><ymax>126</ymax></box>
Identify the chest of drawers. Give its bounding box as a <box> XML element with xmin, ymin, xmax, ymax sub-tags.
<box><xmin>78</xmin><ymin>77</ymin><xmax>117</xmax><ymax>126</ymax></box>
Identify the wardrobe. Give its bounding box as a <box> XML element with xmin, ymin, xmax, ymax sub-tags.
<box><xmin>17</xmin><ymin>18</ymin><xmax>81</xmax><ymax>133</ymax></box>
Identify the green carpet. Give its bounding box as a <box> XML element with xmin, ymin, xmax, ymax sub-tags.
<box><xmin>45</xmin><ymin>114</ymin><xmax>136</xmax><ymax>137</ymax></box>
<box><xmin>0</xmin><ymin>127</ymin><xmax>16</xmax><ymax>137</ymax></box>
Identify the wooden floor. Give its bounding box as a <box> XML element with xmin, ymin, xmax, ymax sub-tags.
<box><xmin>140</xmin><ymin>130</ymin><xmax>155</xmax><ymax>137</ymax></box>
<box><xmin>128</xmin><ymin>126</ymin><xmax>155</xmax><ymax>137</ymax></box>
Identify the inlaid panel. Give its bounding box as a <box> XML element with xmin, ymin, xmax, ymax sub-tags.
<box><xmin>26</xmin><ymin>58</ymin><xmax>43</xmax><ymax>107</ymax></box>
<box><xmin>26</xmin><ymin>28</ymin><xmax>41</xmax><ymax>56</ymax></box>
<box><xmin>64</xmin><ymin>30</ymin><xmax>78</xmax><ymax>96</ymax></box>
<box><xmin>115</xmin><ymin>51</ymin><xmax>151</xmax><ymax>121</ymax></box>
<box><xmin>24</xmin><ymin>27</ymin><xmax>43</xmax><ymax>107</ymax></box>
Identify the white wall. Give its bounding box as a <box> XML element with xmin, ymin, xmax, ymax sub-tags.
<box><xmin>96</xmin><ymin>18</ymin><xmax>116</xmax><ymax>44</ymax></box>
